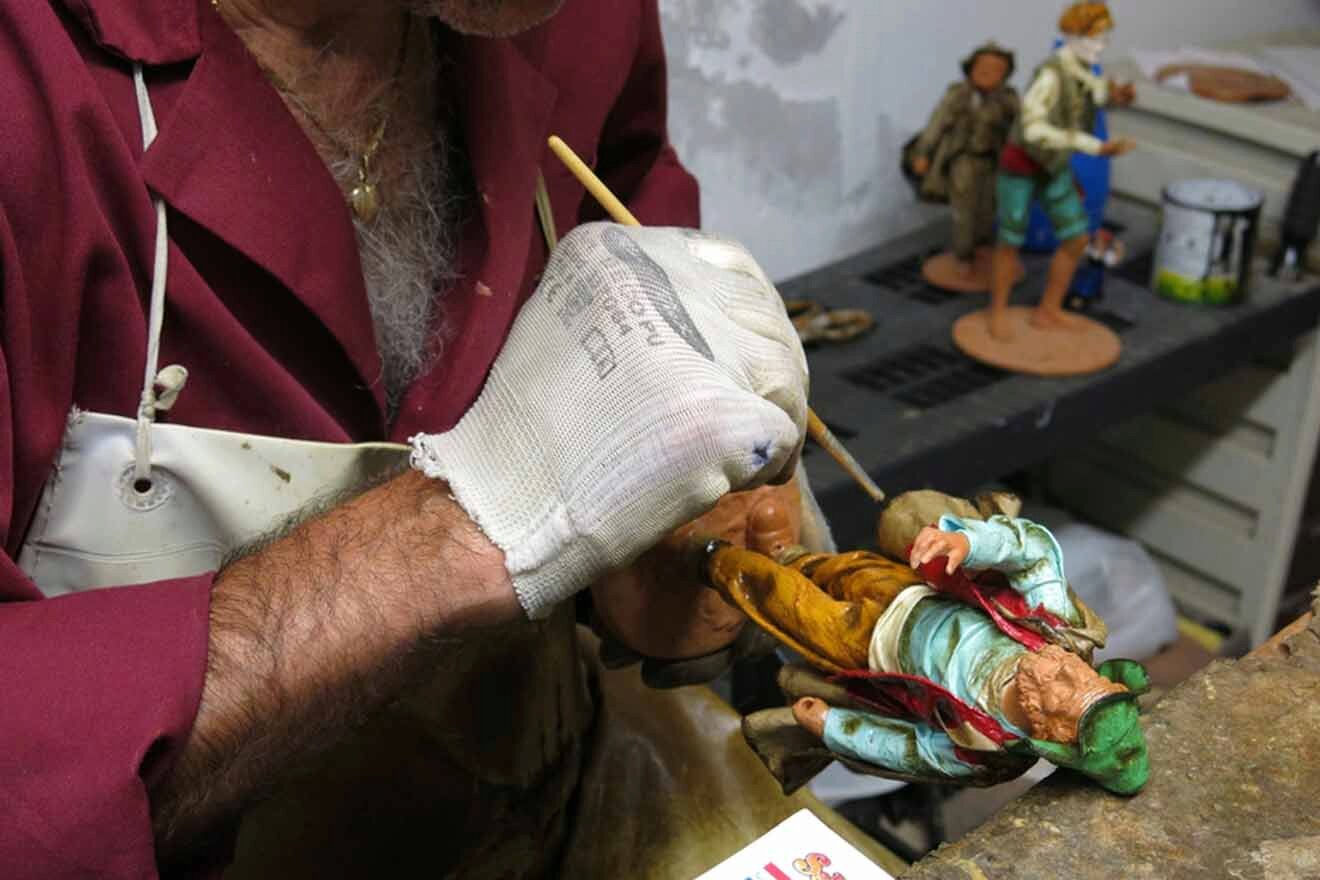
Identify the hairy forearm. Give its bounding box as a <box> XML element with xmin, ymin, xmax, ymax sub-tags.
<box><xmin>150</xmin><ymin>469</ymin><xmax>516</xmax><ymax>863</ymax></box>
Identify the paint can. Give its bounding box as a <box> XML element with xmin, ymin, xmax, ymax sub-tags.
<box><xmin>1153</xmin><ymin>179</ymin><xmax>1263</xmax><ymax>305</ymax></box>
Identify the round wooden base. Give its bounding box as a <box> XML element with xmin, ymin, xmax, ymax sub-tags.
<box><xmin>1156</xmin><ymin>64</ymin><xmax>1291</xmax><ymax>103</ymax></box>
<box><xmin>922</xmin><ymin>249</ymin><xmax>1024</xmax><ymax>294</ymax></box>
<box><xmin>952</xmin><ymin>306</ymin><xmax>1121</xmax><ymax>377</ymax></box>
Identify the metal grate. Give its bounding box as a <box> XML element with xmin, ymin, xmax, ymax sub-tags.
<box><xmin>894</xmin><ymin>362</ymin><xmax>1006</xmax><ymax>409</ymax></box>
<box><xmin>844</xmin><ymin>343</ymin><xmax>949</xmax><ymax>392</ymax></box>
<box><xmin>908</xmin><ymin>285</ymin><xmax>958</xmax><ymax>305</ymax></box>
<box><xmin>862</xmin><ymin>253</ymin><xmax>958</xmax><ymax>305</ymax></box>
<box><xmin>844</xmin><ymin>342</ymin><xmax>1006</xmax><ymax>410</ymax></box>
<box><xmin>863</xmin><ymin>255</ymin><xmax>924</xmax><ymax>292</ymax></box>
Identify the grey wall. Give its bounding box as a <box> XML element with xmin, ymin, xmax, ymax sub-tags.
<box><xmin>659</xmin><ymin>0</ymin><xmax>1320</xmax><ymax>281</ymax></box>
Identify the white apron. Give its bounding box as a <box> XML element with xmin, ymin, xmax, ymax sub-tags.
<box><xmin>18</xmin><ymin>65</ymin><xmax>409</xmax><ymax>597</ymax></box>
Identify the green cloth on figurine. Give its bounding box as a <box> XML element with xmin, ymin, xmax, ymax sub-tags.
<box><xmin>1022</xmin><ymin>658</ymin><xmax>1151</xmax><ymax>794</ymax></box>
<box><xmin>996</xmin><ymin>166</ymin><xmax>1090</xmax><ymax>247</ymax></box>
<box><xmin>1016</xmin><ymin>695</ymin><xmax>1149</xmax><ymax>795</ymax></box>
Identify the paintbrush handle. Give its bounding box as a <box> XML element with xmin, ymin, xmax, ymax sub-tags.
<box><xmin>548</xmin><ymin>136</ymin><xmax>642</xmax><ymax>228</ymax></box>
<box><xmin>806</xmin><ymin>411</ymin><xmax>884</xmax><ymax>503</ymax></box>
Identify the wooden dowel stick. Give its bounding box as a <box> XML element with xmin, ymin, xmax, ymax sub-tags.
<box><xmin>548</xmin><ymin>136</ymin><xmax>643</xmax><ymax>228</ymax></box>
<box><xmin>547</xmin><ymin>135</ymin><xmax>885</xmax><ymax>504</ymax></box>
<box><xmin>806</xmin><ymin>411</ymin><xmax>885</xmax><ymax>503</ymax></box>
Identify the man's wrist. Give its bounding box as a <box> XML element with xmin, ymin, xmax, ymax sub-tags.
<box><xmin>391</xmin><ymin>469</ymin><xmax>519</xmax><ymax>629</ymax></box>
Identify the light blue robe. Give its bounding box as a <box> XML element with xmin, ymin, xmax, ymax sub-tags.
<box><xmin>936</xmin><ymin>513</ymin><xmax>1079</xmax><ymax>623</ymax></box>
<box><xmin>822</xmin><ymin>709</ymin><xmax>978</xmax><ymax>779</ymax></box>
<box><xmin>823</xmin><ymin>515</ymin><xmax>1083</xmax><ymax>775</ymax></box>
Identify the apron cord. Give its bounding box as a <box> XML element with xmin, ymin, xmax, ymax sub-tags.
<box><xmin>535</xmin><ymin>170</ymin><xmax>558</xmax><ymax>253</ymax></box>
<box><xmin>132</xmin><ymin>64</ymin><xmax>188</xmax><ymax>486</ymax></box>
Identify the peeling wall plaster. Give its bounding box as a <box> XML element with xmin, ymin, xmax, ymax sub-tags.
<box><xmin>659</xmin><ymin>0</ymin><xmax>1320</xmax><ymax>281</ymax></box>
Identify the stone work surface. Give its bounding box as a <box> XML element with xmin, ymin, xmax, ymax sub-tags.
<box><xmin>904</xmin><ymin>604</ymin><xmax>1320</xmax><ymax>880</ymax></box>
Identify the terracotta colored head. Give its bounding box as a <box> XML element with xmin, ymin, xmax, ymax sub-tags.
<box><xmin>1058</xmin><ymin>1</ymin><xmax>1114</xmax><ymax>37</ymax></box>
<box><xmin>962</xmin><ymin>43</ymin><xmax>1016</xmax><ymax>92</ymax></box>
<box><xmin>1015</xmin><ymin>645</ymin><xmax>1126</xmax><ymax>743</ymax></box>
<box><xmin>1008</xmin><ymin>657</ymin><xmax>1151</xmax><ymax>795</ymax></box>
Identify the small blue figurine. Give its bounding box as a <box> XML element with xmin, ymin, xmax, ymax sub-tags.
<box><xmin>1068</xmin><ymin>226</ymin><xmax>1125</xmax><ymax>310</ymax></box>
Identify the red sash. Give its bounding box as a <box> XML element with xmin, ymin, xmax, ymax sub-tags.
<box><xmin>912</xmin><ymin>555</ymin><xmax>1069</xmax><ymax>652</ymax></box>
<box><xmin>999</xmin><ymin>142</ymin><xmax>1043</xmax><ymax>176</ymax></box>
<box><xmin>832</xmin><ymin>670</ymin><xmax>1018</xmax><ymax>765</ymax></box>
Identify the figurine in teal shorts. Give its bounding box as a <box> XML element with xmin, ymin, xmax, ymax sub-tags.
<box><xmin>987</xmin><ymin>2</ymin><xmax>1136</xmax><ymax>340</ymax></box>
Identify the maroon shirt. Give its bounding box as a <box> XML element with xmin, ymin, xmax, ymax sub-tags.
<box><xmin>0</xmin><ymin>1</ymin><xmax>698</xmax><ymax>876</ymax></box>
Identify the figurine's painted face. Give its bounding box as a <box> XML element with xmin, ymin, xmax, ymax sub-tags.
<box><xmin>1069</xmin><ymin>31</ymin><xmax>1111</xmax><ymax>65</ymax></box>
<box><xmin>969</xmin><ymin>53</ymin><xmax>1012</xmax><ymax>93</ymax></box>
<box><xmin>1015</xmin><ymin>645</ymin><xmax>1126</xmax><ymax>743</ymax></box>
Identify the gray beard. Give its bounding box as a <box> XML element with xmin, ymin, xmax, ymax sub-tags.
<box><xmin>334</xmin><ymin>136</ymin><xmax>462</xmax><ymax>422</ymax></box>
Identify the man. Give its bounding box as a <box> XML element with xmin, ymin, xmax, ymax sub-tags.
<box><xmin>0</xmin><ymin>1</ymin><xmax>814</xmax><ymax>876</ymax></box>
<box><xmin>988</xmin><ymin>1</ymin><xmax>1136</xmax><ymax>339</ymax></box>
<box><xmin>906</xmin><ymin>42</ymin><xmax>1019</xmax><ymax>280</ymax></box>
<box><xmin>704</xmin><ymin>491</ymin><xmax>1149</xmax><ymax>795</ymax></box>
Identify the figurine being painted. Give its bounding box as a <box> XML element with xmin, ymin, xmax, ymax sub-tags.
<box><xmin>704</xmin><ymin>491</ymin><xmax>1150</xmax><ymax>796</ymax></box>
<box><xmin>988</xmin><ymin>1</ymin><xmax>1136</xmax><ymax>339</ymax></box>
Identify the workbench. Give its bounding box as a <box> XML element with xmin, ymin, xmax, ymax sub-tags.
<box><xmin>792</xmin><ymin>215</ymin><xmax>1320</xmax><ymax>643</ymax></box>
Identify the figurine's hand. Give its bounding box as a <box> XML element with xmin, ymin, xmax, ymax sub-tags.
<box><xmin>792</xmin><ymin>696</ymin><xmax>829</xmax><ymax>738</ymax></box>
<box><xmin>911</xmin><ymin>155</ymin><xmax>931</xmax><ymax>177</ymax></box>
<box><xmin>1108</xmin><ymin>79</ymin><xmax>1137</xmax><ymax>107</ymax></box>
<box><xmin>1100</xmin><ymin>137</ymin><xmax>1136</xmax><ymax>157</ymax></box>
<box><xmin>909</xmin><ymin>525</ymin><xmax>971</xmax><ymax>574</ymax></box>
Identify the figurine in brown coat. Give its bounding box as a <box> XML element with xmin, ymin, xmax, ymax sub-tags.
<box><xmin>906</xmin><ymin>43</ymin><xmax>1020</xmax><ymax>290</ymax></box>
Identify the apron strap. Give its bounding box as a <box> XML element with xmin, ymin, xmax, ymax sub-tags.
<box><xmin>535</xmin><ymin>170</ymin><xmax>559</xmax><ymax>252</ymax></box>
<box><xmin>132</xmin><ymin>64</ymin><xmax>188</xmax><ymax>486</ymax></box>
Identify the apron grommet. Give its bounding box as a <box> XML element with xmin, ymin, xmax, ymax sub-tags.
<box><xmin>117</xmin><ymin>465</ymin><xmax>173</xmax><ymax>512</ymax></box>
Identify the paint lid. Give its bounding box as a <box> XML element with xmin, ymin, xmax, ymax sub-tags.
<box><xmin>1164</xmin><ymin>179</ymin><xmax>1264</xmax><ymax>213</ymax></box>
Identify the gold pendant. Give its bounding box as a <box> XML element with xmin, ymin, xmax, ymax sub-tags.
<box><xmin>350</xmin><ymin>181</ymin><xmax>380</xmax><ymax>223</ymax></box>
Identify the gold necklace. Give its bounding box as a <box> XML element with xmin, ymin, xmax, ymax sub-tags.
<box><xmin>212</xmin><ymin>0</ymin><xmax>412</xmax><ymax>223</ymax></box>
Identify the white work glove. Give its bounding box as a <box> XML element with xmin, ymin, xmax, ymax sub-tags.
<box><xmin>410</xmin><ymin>223</ymin><xmax>808</xmax><ymax>619</ymax></box>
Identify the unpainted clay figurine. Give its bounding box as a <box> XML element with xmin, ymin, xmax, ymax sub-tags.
<box><xmin>592</xmin><ymin>477</ymin><xmax>803</xmax><ymax>660</ymax></box>
<box><xmin>904</xmin><ymin>43</ymin><xmax>1020</xmax><ymax>293</ymax></box>
<box><xmin>701</xmin><ymin>489</ymin><xmax>1150</xmax><ymax>795</ymax></box>
<box><xmin>987</xmin><ymin>1</ymin><xmax>1136</xmax><ymax>339</ymax></box>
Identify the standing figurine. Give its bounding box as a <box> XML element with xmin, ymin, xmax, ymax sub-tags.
<box><xmin>988</xmin><ymin>1</ymin><xmax>1135</xmax><ymax>339</ymax></box>
<box><xmin>905</xmin><ymin>43</ymin><xmax>1021</xmax><ymax>293</ymax></box>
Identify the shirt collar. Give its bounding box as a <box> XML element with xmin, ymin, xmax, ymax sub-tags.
<box><xmin>58</xmin><ymin>0</ymin><xmax>202</xmax><ymax>65</ymax></box>
<box><xmin>1056</xmin><ymin>45</ymin><xmax>1106</xmax><ymax>98</ymax></box>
